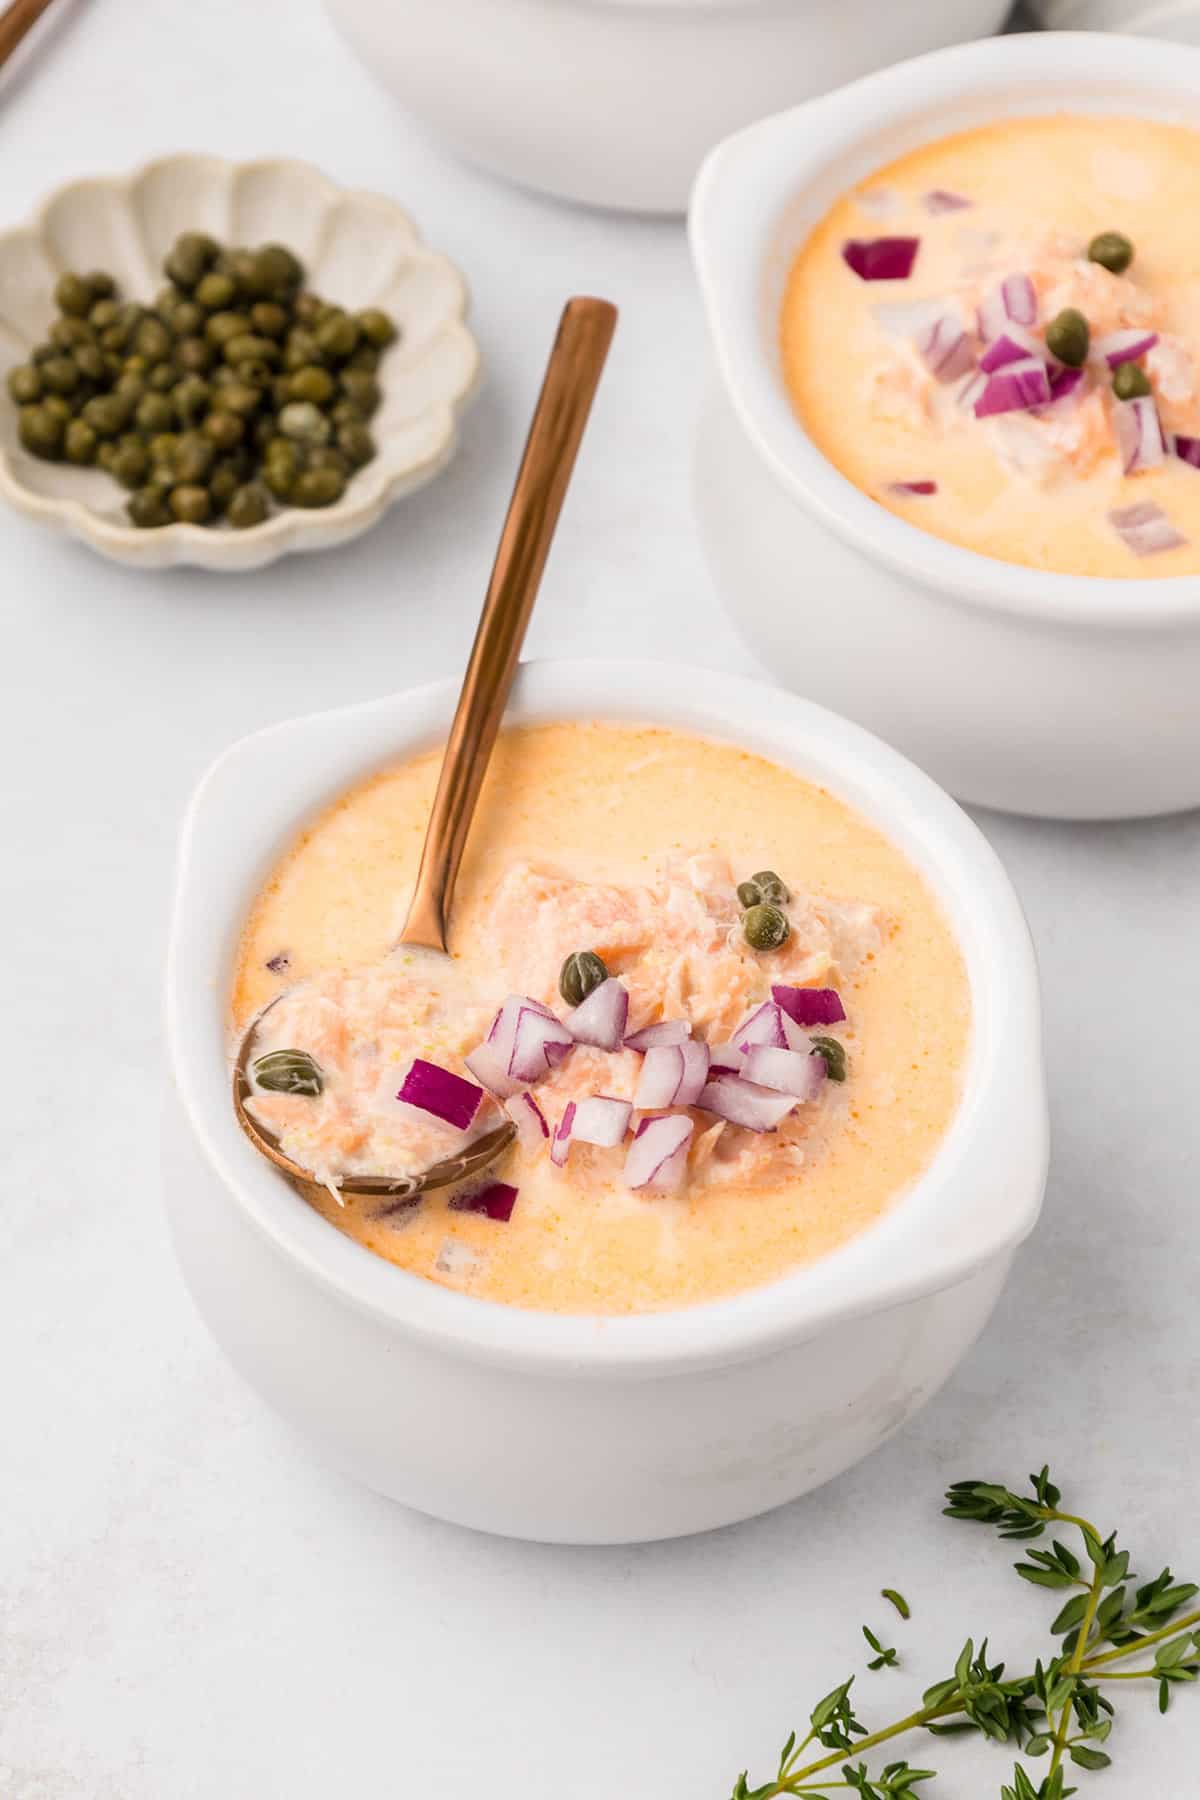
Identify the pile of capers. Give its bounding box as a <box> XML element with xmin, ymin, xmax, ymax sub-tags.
<box><xmin>5</xmin><ymin>232</ymin><xmax>397</xmax><ymax>530</ymax></box>
<box><xmin>736</xmin><ymin>870</ymin><xmax>791</xmax><ymax>952</ymax></box>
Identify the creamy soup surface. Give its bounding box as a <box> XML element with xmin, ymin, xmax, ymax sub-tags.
<box><xmin>782</xmin><ymin>117</ymin><xmax>1200</xmax><ymax>576</ymax></box>
<box><xmin>233</xmin><ymin>724</ymin><xmax>970</xmax><ymax>1314</ymax></box>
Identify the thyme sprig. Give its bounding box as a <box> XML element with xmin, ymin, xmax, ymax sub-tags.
<box><xmin>730</xmin><ymin>1469</ymin><xmax>1200</xmax><ymax>1800</ymax></box>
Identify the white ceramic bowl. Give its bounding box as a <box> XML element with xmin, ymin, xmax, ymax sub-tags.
<box><xmin>1035</xmin><ymin>0</ymin><xmax>1200</xmax><ymax>38</ymax></box>
<box><xmin>0</xmin><ymin>155</ymin><xmax>479</xmax><ymax>570</ymax></box>
<box><xmin>324</xmin><ymin>0</ymin><xmax>1011</xmax><ymax>216</ymax></box>
<box><xmin>165</xmin><ymin>659</ymin><xmax>1047</xmax><ymax>1545</ymax></box>
<box><xmin>690</xmin><ymin>33</ymin><xmax>1200</xmax><ymax>820</ymax></box>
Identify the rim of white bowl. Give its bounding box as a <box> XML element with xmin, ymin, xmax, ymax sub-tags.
<box><xmin>690</xmin><ymin>31</ymin><xmax>1200</xmax><ymax>629</ymax></box>
<box><xmin>166</xmin><ymin>659</ymin><xmax>1047</xmax><ymax>1378</ymax></box>
<box><xmin>0</xmin><ymin>153</ymin><xmax>480</xmax><ymax>570</ymax></box>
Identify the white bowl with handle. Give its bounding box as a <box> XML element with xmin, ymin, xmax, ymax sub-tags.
<box><xmin>324</xmin><ymin>0</ymin><xmax>1012</xmax><ymax>215</ymax></box>
<box><xmin>690</xmin><ymin>32</ymin><xmax>1200</xmax><ymax>818</ymax></box>
<box><xmin>164</xmin><ymin>658</ymin><xmax>1046</xmax><ymax>1544</ymax></box>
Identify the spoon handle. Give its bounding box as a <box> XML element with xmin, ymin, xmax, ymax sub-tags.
<box><xmin>398</xmin><ymin>295</ymin><xmax>618</xmax><ymax>953</ymax></box>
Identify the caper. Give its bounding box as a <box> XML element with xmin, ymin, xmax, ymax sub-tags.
<box><xmin>74</xmin><ymin>344</ymin><xmax>108</xmax><ymax>383</ymax></box>
<box><xmin>339</xmin><ymin>369</ymin><xmax>379</xmax><ymax>414</ymax></box>
<box><xmin>283</xmin><ymin>329</ymin><xmax>323</xmax><ymax>372</ymax></box>
<box><xmin>110</xmin><ymin>440</ymin><xmax>150</xmax><ymax>489</ymax></box>
<box><xmin>288</xmin><ymin>364</ymin><xmax>334</xmax><ymax>405</ymax></box>
<box><xmin>127</xmin><ymin>484</ymin><xmax>173</xmax><ymax>528</ymax></box>
<box><xmin>1088</xmin><ymin>231</ymin><xmax>1134</xmax><ymax>275</ymax></box>
<box><xmin>356</xmin><ymin>307</ymin><xmax>397</xmax><ymax>349</ymax></box>
<box><xmin>170</xmin><ymin>300</ymin><xmax>205</xmax><ymax>338</ymax></box>
<box><xmin>252</xmin><ymin>1047</ymin><xmax>324</xmax><ymax>1095</ymax></box>
<box><xmin>315</xmin><ymin>311</ymin><xmax>359</xmax><ymax>360</ymax></box>
<box><xmin>172</xmin><ymin>375</ymin><xmax>211</xmax><ymax>424</ymax></box>
<box><xmin>347</xmin><ymin>344</ymin><xmax>380</xmax><ymax>374</ymax></box>
<box><xmin>89</xmin><ymin>298</ymin><xmax>119</xmax><ymax>332</ymax></box>
<box><xmin>293</xmin><ymin>291</ymin><xmax>323</xmax><ymax>326</ymax></box>
<box><xmin>54</xmin><ymin>271</ymin><xmax>94</xmax><ymax>317</ymax></box>
<box><xmin>133</xmin><ymin>317</ymin><xmax>172</xmax><ymax>363</ymax></box>
<box><xmin>17</xmin><ymin>403</ymin><xmax>63</xmax><ymax>458</ymax></box>
<box><xmin>95</xmin><ymin>440</ymin><xmax>120</xmax><ymax>473</ymax></box>
<box><xmin>250</xmin><ymin>301</ymin><xmax>289</xmax><ymax>338</ymax></box>
<box><xmin>205</xmin><ymin>309</ymin><xmax>250</xmax><ymax>348</ymax></box>
<box><xmin>1113</xmin><ymin>362</ymin><xmax>1152</xmax><ymax>401</ymax></box>
<box><xmin>337</xmin><ymin>420</ymin><xmax>374</xmax><ymax>467</ymax></box>
<box><xmin>292</xmin><ymin>465</ymin><xmax>345</xmax><ymax>507</ymax></box>
<box><xmin>202</xmin><ymin>409</ymin><xmax>244</xmax><ymax>450</ymax></box>
<box><xmin>742</xmin><ymin>903</ymin><xmax>790</xmax><ymax>952</ymax></box>
<box><xmin>219</xmin><ymin>380</ymin><xmax>263</xmax><ymax>417</ymax></box>
<box><xmin>810</xmin><ymin>1036</ymin><xmax>847</xmax><ymax>1083</ymax></box>
<box><xmin>148</xmin><ymin>361</ymin><xmax>176</xmax><ymax>393</ymax></box>
<box><xmin>559</xmin><ymin>949</ymin><xmax>608</xmax><ymax>1008</ymax></box>
<box><xmin>49</xmin><ymin>316</ymin><xmax>94</xmax><ymax>350</ymax></box>
<box><xmin>236</xmin><ymin>358</ymin><xmax>275</xmax><ymax>391</ymax></box>
<box><xmin>262</xmin><ymin>450</ymin><xmax>297</xmax><ymax>500</ymax></box>
<box><xmin>306</xmin><ymin>446</ymin><xmax>350</xmax><ymax>476</ymax></box>
<box><xmin>41</xmin><ymin>394</ymin><xmax>71</xmax><ymax>422</ymax></box>
<box><xmin>164</xmin><ymin>232</ymin><xmax>220</xmax><ymax>290</ymax></box>
<box><xmin>176</xmin><ymin>336</ymin><xmax>214</xmax><ymax>375</ymax></box>
<box><xmin>168</xmin><ymin>483</ymin><xmax>212</xmax><ymax>524</ymax></box>
<box><xmin>81</xmin><ymin>393</ymin><xmax>130</xmax><ymax>438</ymax></box>
<box><xmin>227</xmin><ymin>481</ymin><xmax>271</xmax><ymax>529</ymax></box>
<box><xmin>224</xmin><ymin>333</ymin><xmax>279</xmax><ymax>367</ymax></box>
<box><xmin>136</xmin><ymin>392</ymin><xmax>176</xmax><ymax>434</ymax></box>
<box><xmin>751</xmin><ymin>869</ymin><xmax>790</xmax><ymax>905</ymax></box>
<box><xmin>63</xmin><ymin>418</ymin><xmax>98</xmax><ymax>464</ymax></box>
<box><xmin>278</xmin><ymin>400</ymin><xmax>331</xmax><ymax>445</ymax></box>
<box><xmin>147</xmin><ymin>431</ymin><xmax>179</xmax><ymax>469</ymax></box>
<box><xmin>40</xmin><ymin>355</ymin><xmax>80</xmax><ymax>396</ymax></box>
<box><xmin>83</xmin><ymin>271</ymin><xmax>115</xmax><ymax>300</ymax></box>
<box><xmin>7</xmin><ymin>364</ymin><xmax>41</xmax><ymax>403</ymax></box>
<box><xmin>207</xmin><ymin>461</ymin><xmax>240</xmax><ymax>512</ymax></box>
<box><xmin>195</xmin><ymin>266</ymin><xmax>237</xmax><ymax>309</ymax></box>
<box><xmin>251</xmin><ymin>244</ymin><xmax>302</xmax><ymax>297</ymax></box>
<box><xmin>173</xmin><ymin>431</ymin><xmax>216</xmax><ymax>484</ymax></box>
<box><xmin>1043</xmin><ymin>308</ymin><xmax>1089</xmax><ymax>369</ymax></box>
<box><xmin>737</xmin><ymin>880</ymin><xmax>762</xmax><ymax>909</ymax></box>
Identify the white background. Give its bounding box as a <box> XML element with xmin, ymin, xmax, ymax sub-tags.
<box><xmin>2</xmin><ymin>2</ymin><xmax>1197</xmax><ymax>1795</ymax></box>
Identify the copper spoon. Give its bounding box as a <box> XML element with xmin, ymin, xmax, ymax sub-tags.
<box><xmin>233</xmin><ymin>296</ymin><xmax>618</xmax><ymax>1204</ymax></box>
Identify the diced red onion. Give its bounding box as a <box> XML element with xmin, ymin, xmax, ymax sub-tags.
<box><xmin>958</xmin><ymin>369</ymin><xmax>987</xmax><ymax>412</ymax></box>
<box><xmin>1115</xmin><ymin>395</ymin><xmax>1166</xmax><ymax>475</ymax></box>
<box><xmin>923</xmin><ymin>188</ymin><xmax>972</xmax><ymax>214</ymax></box>
<box><xmin>886</xmin><ymin>480</ymin><xmax>938</xmax><ymax>497</ymax></box>
<box><xmin>772</xmin><ymin>985</ymin><xmax>847</xmax><ymax>1027</ymax></box>
<box><xmin>1109</xmin><ymin>500</ymin><xmax>1187</xmax><ymax>557</ymax></box>
<box><xmin>733</xmin><ymin>1000</ymin><xmax>808</xmax><ymax>1054</ymax></box>
<box><xmin>1047</xmin><ymin>365</ymin><xmax>1087</xmax><ymax>406</ymax></box>
<box><xmin>978</xmin><ymin>324</ymin><xmax>1044</xmax><ymax>374</ymax></box>
<box><xmin>1173</xmin><ymin>434</ymin><xmax>1200</xmax><ymax>469</ymax></box>
<box><xmin>464</xmin><ymin>1040</ymin><xmax>523</xmax><ymax>1099</ymax></box>
<box><xmin>623</xmin><ymin>1114</ymin><xmax>694</xmax><ymax>1192</ymax></box>
<box><xmin>567</xmin><ymin>976</ymin><xmax>629</xmax><ymax>1051</ymax></box>
<box><xmin>915</xmin><ymin>312</ymin><xmax>976</xmax><ymax>383</ymax></box>
<box><xmin>1096</xmin><ymin>329</ymin><xmax>1159</xmax><ymax>369</ymax></box>
<box><xmin>509</xmin><ymin>1004</ymin><xmax>575</xmax><ymax>1083</ymax></box>
<box><xmin>504</xmin><ymin>1090</ymin><xmax>549</xmax><ymax>1147</ymax></box>
<box><xmin>708</xmin><ymin>1042</ymin><xmax>744</xmax><ymax>1075</ymax></box>
<box><xmin>624</xmin><ymin>1018</ymin><xmax>691</xmax><ymax>1052</ymax></box>
<box><xmin>550</xmin><ymin>1100</ymin><xmax>576</xmax><ymax>1168</ymax></box>
<box><xmin>571</xmin><ymin>1095</ymin><xmax>633</xmax><ymax>1148</ymax></box>
<box><xmin>743</xmin><ymin>1045</ymin><xmax>825</xmax><ymax>1103</ymax></box>
<box><xmin>977</xmin><ymin>273</ymin><xmax>1037</xmax><ymax>340</ymax></box>
<box><xmin>634</xmin><ymin>1041</ymin><xmax>711</xmax><ymax>1110</ymax></box>
<box><xmin>697</xmin><ymin>1072</ymin><xmax>798</xmax><ymax>1133</ymax></box>
<box><xmin>449</xmin><ymin>1181</ymin><xmax>518</xmax><ymax>1222</ymax></box>
<box><xmin>841</xmin><ymin>237</ymin><xmax>919</xmax><ymax>282</ymax></box>
<box><xmin>397</xmin><ymin>1059</ymin><xmax>483</xmax><ymax>1130</ymax></box>
<box><xmin>975</xmin><ymin>356</ymin><xmax>1052</xmax><ymax>417</ymax></box>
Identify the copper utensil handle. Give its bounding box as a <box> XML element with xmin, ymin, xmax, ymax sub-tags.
<box><xmin>398</xmin><ymin>295</ymin><xmax>617</xmax><ymax>952</ymax></box>
<box><xmin>0</xmin><ymin>0</ymin><xmax>57</xmax><ymax>67</ymax></box>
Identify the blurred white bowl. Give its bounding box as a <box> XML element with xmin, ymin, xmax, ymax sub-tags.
<box><xmin>325</xmin><ymin>0</ymin><xmax>1012</xmax><ymax>215</ymax></box>
<box><xmin>0</xmin><ymin>155</ymin><xmax>479</xmax><ymax>571</ymax></box>
<box><xmin>1033</xmin><ymin>0</ymin><xmax>1200</xmax><ymax>38</ymax></box>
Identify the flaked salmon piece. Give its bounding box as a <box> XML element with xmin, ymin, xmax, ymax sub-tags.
<box><xmin>240</xmin><ymin>854</ymin><xmax>878</xmax><ymax>1186</ymax></box>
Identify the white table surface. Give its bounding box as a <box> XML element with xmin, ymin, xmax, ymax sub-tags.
<box><xmin>3</xmin><ymin>4</ymin><xmax>1197</xmax><ymax>1796</ymax></box>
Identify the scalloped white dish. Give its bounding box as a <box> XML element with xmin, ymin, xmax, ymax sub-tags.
<box><xmin>0</xmin><ymin>155</ymin><xmax>480</xmax><ymax>571</ymax></box>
